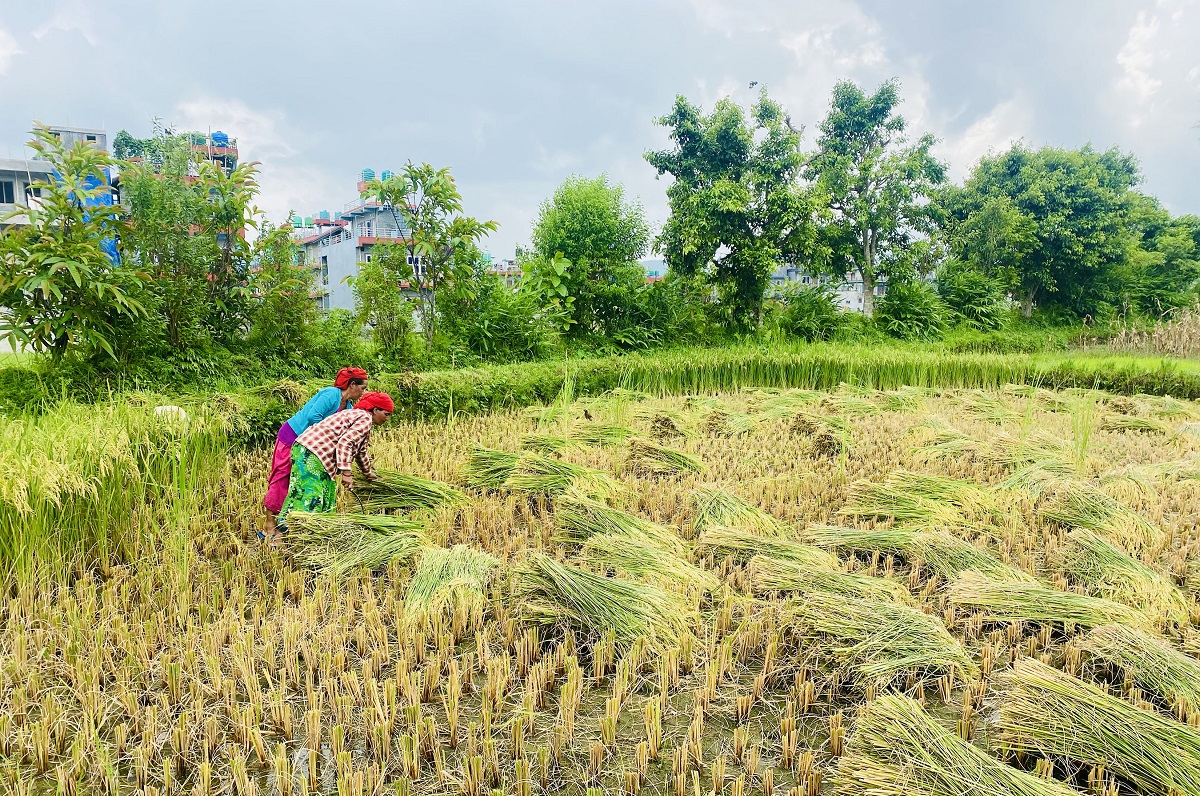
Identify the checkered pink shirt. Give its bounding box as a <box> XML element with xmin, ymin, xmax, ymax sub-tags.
<box><xmin>295</xmin><ymin>408</ymin><xmax>375</xmax><ymax>477</ymax></box>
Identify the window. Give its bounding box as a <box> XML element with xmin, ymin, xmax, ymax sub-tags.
<box><xmin>86</xmin><ymin>135</ymin><xmax>97</xmax><ymax>142</ymax></box>
<box><xmin>0</xmin><ymin>181</ymin><xmax>14</xmax><ymax>204</ymax></box>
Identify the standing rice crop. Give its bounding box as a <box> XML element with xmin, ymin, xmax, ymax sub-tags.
<box><xmin>1082</xmin><ymin>624</ymin><xmax>1200</xmax><ymax>718</ymax></box>
<box><xmin>946</xmin><ymin>571</ymin><xmax>1154</xmax><ymax>630</ymax></box>
<box><xmin>354</xmin><ymin>469</ymin><xmax>466</xmax><ymax>512</ymax></box>
<box><xmin>749</xmin><ymin>555</ymin><xmax>910</xmax><ymax>603</ymax></box>
<box><xmin>994</xmin><ymin>658</ymin><xmax>1200</xmax><ymax>796</ymax></box>
<box><xmin>804</xmin><ymin>525</ymin><xmax>1033</xmax><ymax>582</ymax></box>
<box><xmin>691</xmin><ymin>487</ymin><xmax>789</xmax><ymax>536</ymax></box>
<box><xmin>1056</xmin><ymin>529</ymin><xmax>1187</xmax><ymax>625</ymax></box>
<box><xmin>515</xmin><ymin>552</ymin><xmax>693</xmax><ymax>648</ymax></box>
<box><xmin>625</xmin><ymin>438</ymin><xmax>704</xmax><ymax>477</ymax></box>
<box><xmin>783</xmin><ymin>594</ymin><xmax>976</xmax><ymax>687</ymax></box>
<box><xmin>287</xmin><ymin>512</ymin><xmax>427</xmax><ymax>576</ymax></box>
<box><xmin>832</xmin><ymin>695</ymin><xmax>1076</xmax><ymax>796</ymax></box>
<box><xmin>696</xmin><ymin>525</ymin><xmax>838</xmax><ymax>570</ymax></box>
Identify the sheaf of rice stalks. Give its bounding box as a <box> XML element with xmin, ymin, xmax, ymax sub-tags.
<box><xmin>804</xmin><ymin>525</ymin><xmax>1033</xmax><ymax>582</ymax></box>
<box><xmin>1055</xmin><ymin>529</ymin><xmax>1187</xmax><ymax>625</ymax></box>
<box><xmin>838</xmin><ymin>480</ymin><xmax>968</xmax><ymax>528</ymax></box>
<box><xmin>1082</xmin><ymin>624</ymin><xmax>1200</xmax><ymax>718</ymax></box>
<box><xmin>462</xmin><ymin>447</ymin><xmax>520</xmax><ymax>490</ymax></box>
<box><xmin>782</xmin><ymin>595</ymin><xmax>977</xmax><ymax>688</ymax></box>
<box><xmin>1037</xmin><ymin>481</ymin><xmax>1164</xmax><ymax>551</ymax></box>
<box><xmin>696</xmin><ymin>525</ymin><xmax>838</xmax><ymax>570</ymax></box>
<box><xmin>515</xmin><ymin>552</ymin><xmax>693</xmax><ymax>648</ymax></box>
<box><xmin>946</xmin><ymin>571</ymin><xmax>1155</xmax><ymax>630</ymax></box>
<box><xmin>702</xmin><ymin>409</ymin><xmax>758</xmax><ymax>437</ymax></box>
<box><xmin>833</xmin><ymin>695</ymin><xmax>1077</xmax><ymax>796</ymax></box>
<box><xmin>994</xmin><ymin>657</ymin><xmax>1200</xmax><ymax>796</ymax></box>
<box><xmin>570</xmin><ymin>424</ymin><xmax>635</xmax><ymax>448</ymax></box>
<box><xmin>918</xmin><ymin>420</ymin><xmax>1070</xmax><ymax>470</ymax></box>
<box><xmin>404</xmin><ymin>544</ymin><xmax>498</xmax><ymax>620</ymax></box>
<box><xmin>355</xmin><ymin>470</ymin><xmax>466</xmax><ymax>512</ymax></box>
<box><xmin>748</xmin><ymin>555</ymin><xmax>910</xmax><ymax>603</ymax></box>
<box><xmin>1101</xmin><ymin>415</ymin><xmax>1173</xmax><ymax>435</ymax></box>
<box><xmin>625</xmin><ymin>438</ymin><xmax>704</xmax><ymax>477</ymax></box>
<box><xmin>520</xmin><ymin>434</ymin><xmax>570</xmax><ymax>455</ymax></box>
<box><xmin>582</xmin><ymin>531</ymin><xmax>718</xmax><ymax>593</ymax></box>
<box><xmin>287</xmin><ymin>512</ymin><xmax>427</xmax><ymax>577</ymax></box>
<box><xmin>690</xmin><ymin>487</ymin><xmax>789</xmax><ymax>537</ymax></box>
<box><xmin>555</xmin><ymin>493</ymin><xmax>684</xmax><ymax>554</ymax></box>
<box><xmin>958</xmin><ymin>389</ymin><xmax>1024</xmax><ymax>424</ymax></box>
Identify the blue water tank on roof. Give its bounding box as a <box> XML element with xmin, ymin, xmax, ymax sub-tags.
<box><xmin>318</xmin><ymin>210</ymin><xmax>331</xmax><ymax>220</ymax></box>
<box><xmin>381</xmin><ymin>170</ymin><xmax>394</xmax><ymax>181</ymax></box>
<box><xmin>212</xmin><ymin>131</ymin><xmax>229</xmax><ymax>145</ymax></box>
<box><xmin>361</xmin><ymin>168</ymin><xmax>376</xmax><ymax>182</ymax></box>
<box><xmin>292</xmin><ymin>215</ymin><xmax>303</xmax><ymax>226</ymax></box>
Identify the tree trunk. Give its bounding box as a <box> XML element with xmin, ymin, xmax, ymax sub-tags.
<box><xmin>860</xmin><ymin>232</ymin><xmax>877</xmax><ymax>317</ymax></box>
<box><xmin>1022</xmin><ymin>288</ymin><xmax>1036</xmax><ymax>318</ymax></box>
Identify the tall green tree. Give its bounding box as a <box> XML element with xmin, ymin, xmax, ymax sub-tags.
<box><xmin>646</xmin><ymin>89</ymin><xmax>817</xmax><ymax>332</ymax></box>
<box><xmin>363</xmin><ymin>163</ymin><xmax>497</xmax><ymax>349</ymax></box>
<box><xmin>529</xmin><ymin>175</ymin><xmax>650</xmax><ymax>340</ymax></box>
<box><xmin>248</xmin><ymin>220</ymin><xmax>317</xmax><ymax>360</ymax></box>
<box><xmin>938</xmin><ymin>144</ymin><xmax>1140</xmax><ymax>317</ymax></box>
<box><xmin>351</xmin><ymin>242</ymin><xmax>414</xmax><ymax>367</ymax></box>
<box><xmin>1122</xmin><ymin>195</ymin><xmax>1200</xmax><ymax>314</ymax></box>
<box><xmin>806</xmin><ymin>79</ymin><xmax>946</xmax><ymax>316</ymax></box>
<box><xmin>0</xmin><ymin>125</ymin><xmax>146</xmax><ymax>360</ymax></box>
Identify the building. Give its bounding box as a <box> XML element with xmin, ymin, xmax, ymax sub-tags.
<box><xmin>293</xmin><ymin>170</ymin><xmax>412</xmax><ymax>312</ymax></box>
<box><xmin>641</xmin><ymin>259</ymin><xmax>667</xmax><ymax>283</ymax></box>
<box><xmin>770</xmin><ymin>264</ymin><xmax>885</xmax><ymax>312</ymax></box>
<box><xmin>487</xmin><ymin>257</ymin><xmax>523</xmax><ymax>289</ymax></box>
<box><xmin>1</xmin><ymin>124</ymin><xmax>110</xmax><ymax>229</ymax></box>
<box><xmin>188</xmin><ymin>131</ymin><xmax>237</xmax><ymax>176</ymax></box>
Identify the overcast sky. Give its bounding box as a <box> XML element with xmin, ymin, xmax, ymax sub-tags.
<box><xmin>2</xmin><ymin>1</ymin><xmax>1198</xmax><ymax>257</ymax></box>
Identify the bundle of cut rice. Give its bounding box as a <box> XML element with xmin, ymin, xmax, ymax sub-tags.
<box><xmin>1055</xmin><ymin>529</ymin><xmax>1187</xmax><ymax>625</ymax></box>
<box><xmin>404</xmin><ymin>544</ymin><xmax>498</xmax><ymax>619</ymax></box>
<box><xmin>1038</xmin><ymin>482</ymin><xmax>1164</xmax><ymax>551</ymax></box>
<box><xmin>625</xmin><ymin>438</ymin><xmax>704</xmax><ymax>477</ymax></box>
<box><xmin>690</xmin><ymin>487</ymin><xmax>788</xmax><ymax>536</ymax></box>
<box><xmin>749</xmin><ymin>555</ymin><xmax>910</xmax><ymax>603</ymax></box>
<box><xmin>832</xmin><ymin>694</ymin><xmax>1077</xmax><ymax>796</ymax></box>
<box><xmin>287</xmin><ymin>511</ymin><xmax>427</xmax><ymax>577</ymax></box>
<box><xmin>805</xmin><ymin>525</ymin><xmax>1033</xmax><ymax>582</ymax></box>
<box><xmin>555</xmin><ymin>494</ymin><xmax>684</xmax><ymax>553</ymax></box>
<box><xmin>462</xmin><ymin>447</ymin><xmax>520</xmax><ymax>490</ymax></box>
<box><xmin>1101</xmin><ymin>415</ymin><xmax>1173</xmax><ymax>435</ymax></box>
<box><xmin>839</xmin><ymin>480</ymin><xmax>968</xmax><ymax>528</ymax></box>
<box><xmin>946</xmin><ymin>571</ymin><xmax>1154</xmax><ymax>630</ymax></box>
<box><xmin>582</xmin><ymin>531</ymin><xmax>718</xmax><ymax>593</ymax></box>
<box><xmin>1082</xmin><ymin>624</ymin><xmax>1200</xmax><ymax>718</ymax></box>
<box><xmin>696</xmin><ymin>525</ymin><xmax>838</xmax><ymax>570</ymax></box>
<box><xmin>782</xmin><ymin>594</ymin><xmax>976</xmax><ymax>687</ymax></box>
<box><xmin>355</xmin><ymin>470</ymin><xmax>466</xmax><ymax>512</ymax></box>
<box><xmin>994</xmin><ymin>657</ymin><xmax>1200</xmax><ymax>796</ymax></box>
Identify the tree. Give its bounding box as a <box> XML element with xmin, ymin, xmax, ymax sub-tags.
<box><xmin>1122</xmin><ymin>195</ymin><xmax>1200</xmax><ymax>314</ymax></box>
<box><xmin>362</xmin><ymin>163</ymin><xmax>497</xmax><ymax>350</ymax></box>
<box><xmin>529</xmin><ymin>175</ymin><xmax>650</xmax><ymax>339</ymax></box>
<box><xmin>646</xmin><ymin>89</ymin><xmax>818</xmax><ymax>332</ymax></box>
<box><xmin>248</xmin><ymin>220</ymin><xmax>317</xmax><ymax>360</ymax></box>
<box><xmin>938</xmin><ymin>144</ymin><xmax>1140</xmax><ymax>318</ymax></box>
<box><xmin>806</xmin><ymin>79</ymin><xmax>946</xmax><ymax>316</ymax></box>
<box><xmin>351</xmin><ymin>242</ymin><xmax>413</xmax><ymax>367</ymax></box>
<box><xmin>0</xmin><ymin>125</ymin><xmax>146</xmax><ymax>360</ymax></box>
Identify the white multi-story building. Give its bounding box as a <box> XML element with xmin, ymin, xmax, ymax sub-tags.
<box><xmin>770</xmin><ymin>264</ymin><xmax>885</xmax><ymax>312</ymax></box>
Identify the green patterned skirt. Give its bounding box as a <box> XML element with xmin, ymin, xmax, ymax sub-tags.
<box><xmin>276</xmin><ymin>444</ymin><xmax>336</xmax><ymax>525</ymax></box>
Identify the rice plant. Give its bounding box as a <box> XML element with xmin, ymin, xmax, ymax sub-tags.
<box><xmin>696</xmin><ymin>525</ymin><xmax>838</xmax><ymax>569</ymax></box>
<box><xmin>462</xmin><ymin>447</ymin><xmax>520</xmax><ymax>489</ymax></box>
<box><xmin>749</xmin><ymin>555</ymin><xmax>911</xmax><ymax>603</ymax></box>
<box><xmin>1056</xmin><ymin>529</ymin><xmax>1187</xmax><ymax>624</ymax></box>
<box><xmin>569</xmin><ymin>424</ymin><xmax>635</xmax><ymax>448</ymax></box>
<box><xmin>946</xmin><ymin>571</ymin><xmax>1154</xmax><ymax>630</ymax></box>
<box><xmin>995</xmin><ymin>657</ymin><xmax>1200</xmax><ymax>796</ymax></box>
<box><xmin>555</xmin><ymin>493</ymin><xmax>685</xmax><ymax>553</ymax></box>
<box><xmin>582</xmin><ymin>532</ymin><xmax>718</xmax><ymax>592</ymax></box>
<box><xmin>838</xmin><ymin>480</ymin><xmax>968</xmax><ymax>528</ymax></box>
<box><xmin>691</xmin><ymin>487</ymin><xmax>788</xmax><ymax>536</ymax></box>
<box><xmin>520</xmin><ymin>433</ymin><xmax>571</xmax><ymax>455</ymax></box>
<box><xmin>355</xmin><ymin>470</ymin><xmax>466</xmax><ymax>512</ymax></box>
<box><xmin>625</xmin><ymin>438</ymin><xmax>704</xmax><ymax>477</ymax></box>
<box><xmin>405</xmin><ymin>544</ymin><xmax>498</xmax><ymax>616</ymax></box>
<box><xmin>515</xmin><ymin>552</ymin><xmax>693</xmax><ymax>647</ymax></box>
<box><xmin>804</xmin><ymin>525</ymin><xmax>1033</xmax><ymax>582</ymax></box>
<box><xmin>287</xmin><ymin>512</ymin><xmax>427</xmax><ymax>576</ymax></box>
<box><xmin>1101</xmin><ymin>415</ymin><xmax>1173</xmax><ymax>435</ymax></box>
<box><xmin>782</xmin><ymin>595</ymin><xmax>977</xmax><ymax>687</ymax></box>
<box><xmin>832</xmin><ymin>695</ymin><xmax>1077</xmax><ymax>796</ymax></box>
<box><xmin>1038</xmin><ymin>481</ymin><xmax>1164</xmax><ymax>550</ymax></box>
<box><xmin>702</xmin><ymin>409</ymin><xmax>758</xmax><ymax>437</ymax></box>
<box><xmin>1082</xmin><ymin>624</ymin><xmax>1200</xmax><ymax>719</ymax></box>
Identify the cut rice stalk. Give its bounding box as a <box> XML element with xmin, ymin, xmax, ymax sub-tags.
<box><xmin>1038</xmin><ymin>482</ymin><xmax>1164</xmax><ymax>551</ymax></box>
<box><xmin>569</xmin><ymin>424</ymin><xmax>635</xmax><ymax>447</ymax></box>
<box><xmin>625</xmin><ymin>438</ymin><xmax>704</xmax><ymax>477</ymax></box>
<box><xmin>946</xmin><ymin>571</ymin><xmax>1155</xmax><ymax>630</ymax></box>
<box><xmin>832</xmin><ymin>695</ymin><xmax>1077</xmax><ymax>796</ymax></box>
<box><xmin>691</xmin><ymin>487</ymin><xmax>789</xmax><ymax>537</ymax></box>
<box><xmin>696</xmin><ymin>525</ymin><xmax>838</xmax><ymax>570</ymax></box>
<box><xmin>405</xmin><ymin>544</ymin><xmax>498</xmax><ymax>618</ymax></box>
<box><xmin>838</xmin><ymin>480</ymin><xmax>967</xmax><ymax>528</ymax></box>
<box><xmin>515</xmin><ymin>552</ymin><xmax>693</xmax><ymax>648</ymax></box>
<box><xmin>462</xmin><ymin>447</ymin><xmax>519</xmax><ymax>490</ymax></box>
<box><xmin>702</xmin><ymin>409</ymin><xmax>757</xmax><ymax>437</ymax></box>
<box><xmin>520</xmin><ymin>434</ymin><xmax>570</xmax><ymax>455</ymax></box>
<box><xmin>748</xmin><ymin>555</ymin><xmax>910</xmax><ymax>603</ymax></box>
<box><xmin>1101</xmin><ymin>415</ymin><xmax>1173</xmax><ymax>435</ymax></box>
<box><xmin>1056</xmin><ymin>529</ymin><xmax>1187</xmax><ymax>625</ymax></box>
<box><xmin>804</xmin><ymin>525</ymin><xmax>1033</xmax><ymax>582</ymax></box>
<box><xmin>1083</xmin><ymin>624</ymin><xmax>1200</xmax><ymax>718</ymax></box>
<box><xmin>355</xmin><ymin>469</ymin><xmax>466</xmax><ymax>512</ymax></box>
<box><xmin>555</xmin><ymin>494</ymin><xmax>684</xmax><ymax>554</ymax></box>
<box><xmin>504</xmin><ymin>452</ymin><xmax>621</xmax><ymax>498</ymax></box>
<box><xmin>782</xmin><ymin>595</ymin><xmax>976</xmax><ymax>687</ymax></box>
<box><xmin>994</xmin><ymin>657</ymin><xmax>1200</xmax><ymax>796</ymax></box>
<box><xmin>287</xmin><ymin>511</ymin><xmax>427</xmax><ymax>577</ymax></box>
<box><xmin>582</xmin><ymin>531</ymin><xmax>718</xmax><ymax>593</ymax></box>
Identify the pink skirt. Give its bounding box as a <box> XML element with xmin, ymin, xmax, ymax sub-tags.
<box><xmin>263</xmin><ymin>422</ymin><xmax>299</xmax><ymax>514</ymax></box>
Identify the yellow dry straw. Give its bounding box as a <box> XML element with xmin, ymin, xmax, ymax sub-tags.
<box><xmin>838</xmin><ymin>480</ymin><xmax>968</xmax><ymax>528</ymax></box>
<box><xmin>748</xmin><ymin>555</ymin><xmax>910</xmax><ymax>603</ymax></box>
<box><xmin>1082</xmin><ymin>624</ymin><xmax>1200</xmax><ymax>718</ymax></box>
<box><xmin>624</xmin><ymin>438</ymin><xmax>704</xmax><ymax>477</ymax></box>
<box><xmin>1056</xmin><ymin>529</ymin><xmax>1187</xmax><ymax>625</ymax></box>
<box><xmin>287</xmin><ymin>511</ymin><xmax>427</xmax><ymax>577</ymax></box>
<box><xmin>696</xmin><ymin>525</ymin><xmax>838</xmax><ymax>570</ymax></box>
<box><xmin>946</xmin><ymin>571</ymin><xmax>1155</xmax><ymax>631</ymax></box>
<box><xmin>1101</xmin><ymin>415</ymin><xmax>1174</xmax><ymax>435</ymax></box>
<box><xmin>832</xmin><ymin>695</ymin><xmax>1077</xmax><ymax>796</ymax></box>
<box><xmin>555</xmin><ymin>494</ymin><xmax>685</xmax><ymax>554</ymax></box>
<box><xmin>994</xmin><ymin>658</ymin><xmax>1200</xmax><ymax>796</ymax></box>
<box><xmin>405</xmin><ymin>544</ymin><xmax>498</xmax><ymax>616</ymax></box>
<box><xmin>804</xmin><ymin>525</ymin><xmax>1033</xmax><ymax>582</ymax></box>
<box><xmin>781</xmin><ymin>594</ymin><xmax>976</xmax><ymax>687</ymax></box>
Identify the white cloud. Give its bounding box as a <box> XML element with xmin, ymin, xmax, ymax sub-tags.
<box><xmin>938</xmin><ymin>98</ymin><xmax>1032</xmax><ymax>181</ymax></box>
<box><xmin>1116</xmin><ymin>10</ymin><xmax>1163</xmax><ymax>124</ymax></box>
<box><xmin>33</xmin><ymin>2</ymin><xmax>99</xmax><ymax>47</ymax></box>
<box><xmin>0</xmin><ymin>28</ymin><xmax>21</xmax><ymax>74</ymax></box>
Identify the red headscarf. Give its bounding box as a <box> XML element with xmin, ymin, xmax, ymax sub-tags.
<box><xmin>334</xmin><ymin>366</ymin><xmax>369</xmax><ymax>389</ymax></box>
<box><xmin>356</xmin><ymin>392</ymin><xmax>394</xmax><ymax>413</ymax></box>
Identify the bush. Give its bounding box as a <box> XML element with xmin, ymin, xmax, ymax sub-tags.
<box><xmin>440</xmin><ymin>275</ymin><xmax>556</xmax><ymax>363</ymax></box>
<box><xmin>875</xmin><ymin>279</ymin><xmax>948</xmax><ymax>341</ymax></box>
<box><xmin>0</xmin><ymin>367</ymin><xmax>51</xmax><ymax>415</ymax></box>
<box><xmin>936</xmin><ymin>259</ymin><xmax>1008</xmax><ymax>331</ymax></box>
<box><xmin>309</xmin><ymin>310</ymin><xmax>370</xmax><ymax>372</ymax></box>
<box><xmin>773</xmin><ymin>282</ymin><xmax>845</xmax><ymax>341</ymax></box>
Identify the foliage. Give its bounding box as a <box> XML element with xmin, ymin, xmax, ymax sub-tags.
<box><xmin>0</xmin><ymin>125</ymin><xmax>147</xmax><ymax>361</ymax></box>
<box><xmin>308</xmin><ymin>309</ymin><xmax>369</xmax><ymax>372</ymax></box>
<box><xmin>647</xmin><ymin>89</ymin><xmax>818</xmax><ymax>332</ymax></box>
<box><xmin>1122</xmin><ymin>196</ymin><xmax>1200</xmax><ymax>314</ymax></box>
<box><xmin>439</xmin><ymin>261</ymin><xmax>554</xmax><ymax>362</ymax></box>
<box><xmin>247</xmin><ymin>220</ymin><xmax>318</xmax><ymax>361</ymax></box>
<box><xmin>362</xmin><ymin>163</ymin><xmax>498</xmax><ymax>349</ymax></box>
<box><xmin>936</xmin><ymin>258</ymin><xmax>1008</xmax><ymax>331</ymax></box>
<box><xmin>937</xmin><ymin>143</ymin><xmax>1141</xmax><ymax>318</ymax></box>
<box><xmin>351</xmin><ymin>244</ymin><xmax>414</xmax><ymax>369</ymax></box>
<box><xmin>806</xmin><ymin>79</ymin><xmax>947</xmax><ymax>317</ymax></box>
<box><xmin>528</xmin><ymin>174</ymin><xmax>650</xmax><ymax>340</ymax></box>
<box><xmin>771</xmin><ymin>281</ymin><xmax>845</xmax><ymax>341</ymax></box>
<box><xmin>875</xmin><ymin>278</ymin><xmax>947</xmax><ymax>341</ymax></box>
<box><xmin>519</xmin><ymin>251</ymin><xmax>576</xmax><ymax>334</ymax></box>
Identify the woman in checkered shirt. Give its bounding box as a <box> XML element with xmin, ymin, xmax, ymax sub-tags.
<box><xmin>272</xmin><ymin>391</ymin><xmax>395</xmax><ymax>538</ymax></box>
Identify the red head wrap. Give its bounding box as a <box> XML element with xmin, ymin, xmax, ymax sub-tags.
<box><xmin>355</xmin><ymin>392</ymin><xmax>394</xmax><ymax>413</ymax></box>
<box><xmin>334</xmin><ymin>366</ymin><xmax>369</xmax><ymax>389</ymax></box>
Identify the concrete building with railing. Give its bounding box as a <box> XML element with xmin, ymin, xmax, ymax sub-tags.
<box><xmin>770</xmin><ymin>264</ymin><xmax>886</xmax><ymax>312</ymax></box>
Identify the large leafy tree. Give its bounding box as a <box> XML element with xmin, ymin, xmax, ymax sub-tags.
<box><xmin>529</xmin><ymin>175</ymin><xmax>649</xmax><ymax>340</ymax></box>
<box><xmin>0</xmin><ymin>125</ymin><xmax>146</xmax><ymax>360</ymax></box>
<box><xmin>646</xmin><ymin>89</ymin><xmax>817</xmax><ymax>332</ymax></box>
<box><xmin>363</xmin><ymin>163</ymin><xmax>497</xmax><ymax>350</ymax></box>
<box><xmin>806</xmin><ymin>79</ymin><xmax>946</xmax><ymax>317</ymax></box>
<box><xmin>248</xmin><ymin>220</ymin><xmax>318</xmax><ymax>361</ymax></box>
<box><xmin>938</xmin><ymin>144</ymin><xmax>1140</xmax><ymax>317</ymax></box>
<box><xmin>1122</xmin><ymin>195</ymin><xmax>1200</xmax><ymax>315</ymax></box>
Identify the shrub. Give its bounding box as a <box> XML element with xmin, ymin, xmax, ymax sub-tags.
<box><xmin>936</xmin><ymin>259</ymin><xmax>1008</xmax><ymax>331</ymax></box>
<box><xmin>309</xmin><ymin>310</ymin><xmax>370</xmax><ymax>372</ymax></box>
<box><xmin>773</xmin><ymin>282</ymin><xmax>845</xmax><ymax>341</ymax></box>
<box><xmin>875</xmin><ymin>279</ymin><xmax>947</xmax><ymax>341</ymax></box>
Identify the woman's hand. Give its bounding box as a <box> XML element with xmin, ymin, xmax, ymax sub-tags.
<box><xmin>365</xmin><ymin>470</ymin><xmax>381</xmax><ymax>482</ymax></box>
<box><xmin>339</xmin><ymin>471</ymin><xmax>354</xmax><ymax>491</ymax></box>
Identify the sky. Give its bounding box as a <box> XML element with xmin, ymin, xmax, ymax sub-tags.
<box><xmin>1</xmin><ymin>0</ymin><xmax>1198</xmax><ymax>258</ymax></box>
